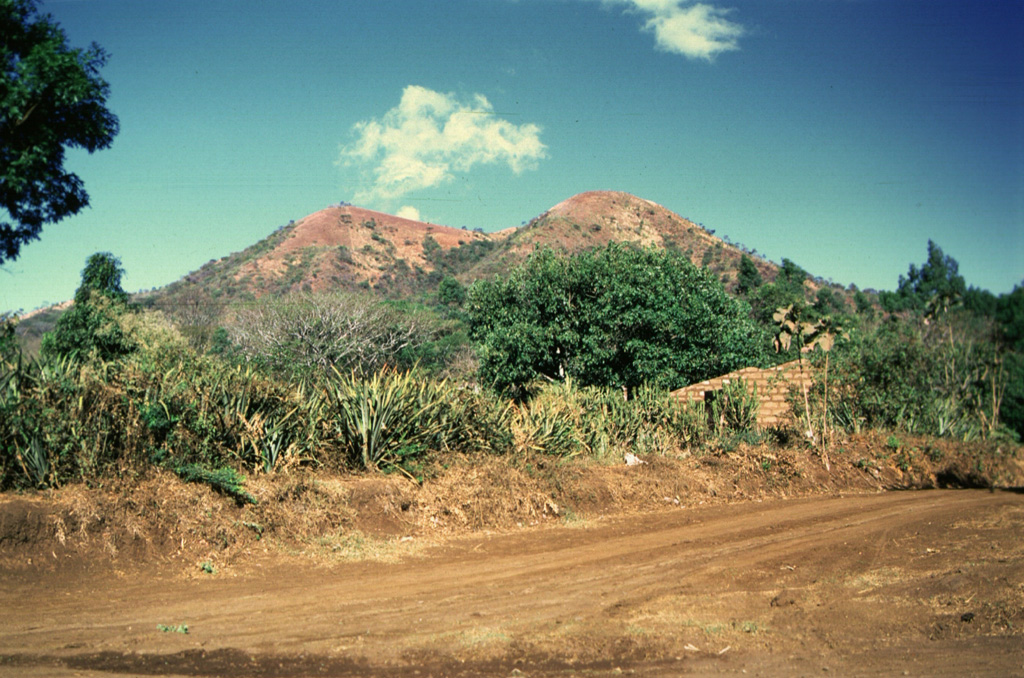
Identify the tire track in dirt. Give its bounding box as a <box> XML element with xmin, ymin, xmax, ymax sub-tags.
<box><xmin>2</xmin><ymin>489</ymin><xmax>1022</xmax><ymax>677</ymax></box>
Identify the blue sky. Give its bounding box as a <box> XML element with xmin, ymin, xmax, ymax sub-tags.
<box><xmin>2</xmin><ymin>0</ymin><xmax>1022</xmax><ymax>314</ymax></box>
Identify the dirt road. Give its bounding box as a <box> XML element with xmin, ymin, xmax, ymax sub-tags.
<box><xmin>2</xmin><ymin>489</ymin><xmax>1022</xmax><ymax>677</ymax></box>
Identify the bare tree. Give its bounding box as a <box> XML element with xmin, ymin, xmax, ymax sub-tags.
<box><xmin>228</xmin><ymin>292</ymin><xmax>436</xmax><ymax>378</ymax></box>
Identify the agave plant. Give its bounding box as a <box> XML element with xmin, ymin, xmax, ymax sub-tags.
<box><xmin>16</xmin><ymin>436</ymin><xmax>51</xmax><ymax>488</ymax></box>
<box><xmin>323</xmin><ymin>367</ymin><xmax>455</xmax><ymax>471</ymax></box>
<box><xmin>511</xmin><ymin>396</ymin><xmax>584</xmax><ymax>458</ymax></box>
<box><xmin>715</xmin><ymin>378</ymin><xmax>760</xmax><ymax>434</ymax></box>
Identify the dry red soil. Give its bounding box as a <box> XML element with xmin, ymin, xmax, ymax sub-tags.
<box><xmin>2</xmin><ymin>489</ymin><xmax>1022</xmax><ymax>677</ymax></box>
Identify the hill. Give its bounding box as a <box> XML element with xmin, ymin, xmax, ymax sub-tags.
<box><xmin>18</xmin><ymin>191</ymin><xmax>844</xmax><ymax>345</ymax></box>
<box><xmin>468</xmin><ymin>191</ymin><xmax>779</xmax><ymax>290</ymax></box>
<box><xmin>144</xmin><ymin>205</ymin><xmax>503</xmax><ymax>307</ymax></box>
<box><xmin>144</xmin><ymin>191</ymin><xmax>797</xmax><ymax>309</ymax></box>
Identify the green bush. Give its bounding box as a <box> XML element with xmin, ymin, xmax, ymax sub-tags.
<box><xmin>1</xmin><ymin>351</ymin><xmax>136</xmax><ymax>489</ymax></box>
<box><xmin>42</xmin><ymin>253</ymin><xmax>136</xmax><ymax>362</ymax></box>
<box><xmin>511</xmin><ymin>395</ymin><xmax>585</xmax><ymax>458</ymax></box>
<box><xmin>469</xmin><ymin>244</ymin><xmax>769</xmax><ymax>395</ymax></box>
<box><xmin>804</xmin><ymin>314</ymin><xmax>1012</xmax><ymax>441</ymax></box>
<box><xmin>509</xmin><ymin>379</ymin><xmax>708</xmax><ymax>460</ymax></box>
<box><xmin>171</xmin><ymin>462</ymin><xmax>256</xmax><ymax>505</ymax></box>
<box><xmin>322</xmin><ymin>367</ymin><xmax>461</xmax><ymax>472</ymax></box>
<box><xmin>1</xmin><ymin>308</ymin><xmax>318</xmax><ymax>490</ymax></box>
<box><xmin>713</xmin><ymin>378</ymin><xmax>760</xmax><ymax>434</ymax></box>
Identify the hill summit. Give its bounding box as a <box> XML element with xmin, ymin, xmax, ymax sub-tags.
<box><xmin>466</xmin><ymin>190</ymin><xmax>778</xmax><ymax>286</ymax></box>
<box><xmin>137</xmin><ymin>190</ymin><xmax>783</xmax><ymax>311</ymax></box>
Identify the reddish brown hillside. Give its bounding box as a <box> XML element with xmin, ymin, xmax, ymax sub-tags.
<box><xmin>145</xmin><ymin>205</ymin><xmax>502</xmax><ymax>310</ymax></box>
<box><xmin>138</xmin><ymin>190</ymin><xmax>831</xmax><ymax>320</ymax></box>
<box><xmin>278</xmin><ymin>206</ymin><xmax>485</xmax><ymax>256</ymax></box>
<box><xmin>471</xmin><ymin>190</ymin><xmax>779</xmax><ymax>290</ymax></box>
<box><xmin>226</xmin><ymin>205</ymin><xmax>493</xmax><ymax>294</ymax></box>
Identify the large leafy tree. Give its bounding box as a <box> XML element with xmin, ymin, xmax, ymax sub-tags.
<box><xmin>879</xmin><ymin>240</ymin><xmax>966</xmax><ymax>315</ymax></box>
<box><xmin>468</xmin><ymin>244</ymin><xmax>769</xmax><ymax>395</ymax></box>
<box><xmin>1</xmin><ymin>0</ymin><xmax>119</xmax><ymax>263</ymax></box>
<box><xmin>42</xmin><ymin>252</ymin><xmax>134</xmax><ymax>360</ymax></box>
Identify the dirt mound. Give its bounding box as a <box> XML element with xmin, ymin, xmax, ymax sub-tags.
<box><xmin>2</xmin><ymin>432</ymin><xmax>1020</xmax><ymax>574</ymax></box>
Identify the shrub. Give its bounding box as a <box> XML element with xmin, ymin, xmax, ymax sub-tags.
<box><xmin>469</xmin><ymin>244</ymin><xmax>769</xmax><ymax>395</ymax></box>
<box><xmin>1</xmin><ymin>309</ymin><xmax>317</xmax><ymax>490</ymax></box>
<box><xmin>713</xmin><ymin>378</ymin><xmax>760</xmax><ymax>434</ymax></box>
<box><xmin>511</xmin><ymin>395</ymin><xmax>585</xmax><ymax>458</ymax></box>
<box><xmin>322</xmin><ymin>367</ymin><xmax>461</xmax><ymax>472</ymax></box>
<box><xmin>42</xmin><ymin>253</ymin><xmax>136</xmax><ymax>362</ymax></box>
<box><xmin>509</xmin><ymin>379</ymin><xmax>708</xmax><ymax>460</ymax></box>
<box><xmin>803</xmin><ymin>313</ymin><xmax>1012</xmax><ymax>441</ymax></box>
<box><xmin>227</xmin><ymin>293</ymin><xmax>471</xmax><ymax>381</ymax></box>
<box><xmin>171</xmin><ymin>463</ymin><xmax>256</xmax><ymax>505</ymax></box>
<box><xmin>1</xmin><ymin>351</ymin><xmax>136</xmax><ymax>489</ymax></box>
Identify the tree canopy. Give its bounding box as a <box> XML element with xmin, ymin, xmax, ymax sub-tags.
<box><xmin>1</xmin><ymin>0</ymin><xmax>119</xmax><ymax>263</ymax></box>
<box><xmin>468</xmin><ymin>244</ymin><xmax>769</xmax><ymax>395</ymax></box>
<box><xmin>735</xmin><ymin>254</ymin><xmax>763</xmax><ymax>296</ymax></box>
<box><xmin>879</xmin><ymin>240</ymin><xmax>966</xmax><ymax>315</ymax></box>
<box><xmin>42</xmin><ymin>252</ymin><xmax>134</xmax><ymax>360</ymax></box>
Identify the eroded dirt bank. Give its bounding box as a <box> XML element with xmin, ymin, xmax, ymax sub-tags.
<box><xmin>2</xmin><ymin>488</ymin><xmax>1023</xmax><ymax>677</ymax></box>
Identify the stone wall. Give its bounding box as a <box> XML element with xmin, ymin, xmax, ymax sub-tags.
<box><xmin>669</xmin><ymin>360</ymin><xmax>816</xmax><ymax>428</ymax></box>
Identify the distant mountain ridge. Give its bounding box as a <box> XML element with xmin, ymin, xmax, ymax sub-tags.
<box><xmin>146</xmin><ymin>190</ymin><xmax>784</xmax><ymax>307</ymax></box>
<box><xmin>19</xmin><ymin>191</ymin><xmax>814</xmax><ymax>345</ymax></box>
<box><xmin>12</xmin><ymin>188</ymin><xmax>831</xmax><ymax>352</ymax></box>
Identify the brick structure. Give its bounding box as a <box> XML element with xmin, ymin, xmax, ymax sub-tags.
<box><xmin>670</xmin><ymin>360</ymin><xmax>816</xmax><ymax>429</ymax></box>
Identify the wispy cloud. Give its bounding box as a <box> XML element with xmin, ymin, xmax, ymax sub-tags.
<box><xmin>340</xmin><ymin>85</ymin><xmax>547</xmax><ymax>204</ymax></box>
<box><xmin>604</xmin><ymin>1</ymin><xmax>745</xmax><ymax>61</ymax></box>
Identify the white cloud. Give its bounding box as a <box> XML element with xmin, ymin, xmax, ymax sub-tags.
<box><xmin>340</xmin><ymin>85</ymin><xmax>547</xmax><ymax>204</ymax></box>
<box><xmin>605</xmin><ymin>0</ymin><xmax>744</xmax><ymax>61</ymax></box>
<box><xmin>396</xmin><ymin>205</ymin><xmax>421</xmax><ymax>221</ymax></box>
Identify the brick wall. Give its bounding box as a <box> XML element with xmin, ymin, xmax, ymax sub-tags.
<box><xmin>669</xmin><ymin>360</ymin><xmax>816</xmax><ymax>428</ymax></box>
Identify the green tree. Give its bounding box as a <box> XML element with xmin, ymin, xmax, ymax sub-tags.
<box><xmin>777</xmin><ymin>258</ymin><xmax>809</xmax><ymax>293</ymax></box>
<box><xmin>813</xmin><ymin>286</ymin><xmax>846</xmax><ymax>317</ymax></box>
<box><xmin>735</xmin><ymin>255</ymin><xmax>763</xmax><ymax>296</ymax></box>
<box><xmin>437</xmin><ymin>275</ymin><xmax>467</xmax><ymax>307</ymax></box>
<box><xmin>73</xmin><ymin>249</ymin><xmax>128</xmax><ymax>305</ymax></box>
<box><xmin>468</xmin><ymin>244</ymin><xmax>769</xmax><ymax>395</ymax></box>
<box><xmin>853</xmin><ymin>289</ymin><xmax>875</xmax><ymax>319</ymax></box>
<box><xmin>750</xmin><ymin>257</ymin><xmax>809</xmax><ymax>326</ymax></box>
<box><xmin>1</xmin><ymin>0</ymin><xmax>119</xmax><ymax>263</ymax></box>
<box><xmin>0</xmin><ymin>311</ymin><xmax>17</xmax><ymax>363</ymax></box>
<box><xmin>996</xmin><ymin>284</ymin><xmax>1024</xmax><ymax>438</ymax></box>
<box><xmin>879</xmin><ymin>240</ymin><xmax>966</xmax><ymax>315</ymax></box>
<box><xmin>41</xmin><ymin>252</ymin><xmax>134</xmax><ymax>360</ymax></box>
<box><xmin>996</xmin><ymin>284</ymin><xmax>1024</xmax><ymax>351</ymax></box>
<box><xmin>963</xmin><ymin>285</ymin><xmax>997</xmax><ymax>318</ymax></box>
